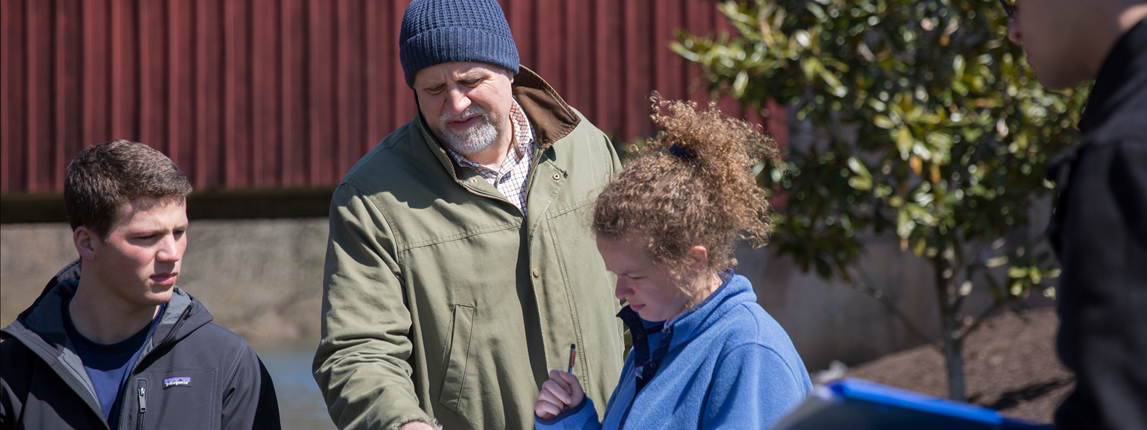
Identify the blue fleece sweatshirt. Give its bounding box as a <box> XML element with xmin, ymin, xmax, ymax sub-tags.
<box><xmin>536</xmin><ymin>272</ymin><xmax>812</xmax><ymax>430</ymax></box>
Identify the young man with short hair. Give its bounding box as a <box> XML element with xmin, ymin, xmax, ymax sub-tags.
<box><xmin>1</xmin><ymin>139</ymin><xmax>281</xmax><ymax>429</ymax></box>
<box><xmin>1003</xmin><ymin>1</ymin><xmax>1147</xmax><ymax>429</ymax></box>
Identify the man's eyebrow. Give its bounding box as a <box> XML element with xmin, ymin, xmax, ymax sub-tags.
<box><xmin>130</xmin><ymin>224</ymin><xmax>182</xmax><ymax>235</ymax></box>
<box><xmin>453</xmin><ymin>70</ymin><xmax>487</xmax><ymax>80</ymax></box>
<box><xmin>415</xmin><ymin>75</ymin><xmax>445</xmax><ymax>88</ymax></box>
<box><xmin>127</xmin><ymin>228</ymin><xmax>164</xmax><ymax>237</ymax></box>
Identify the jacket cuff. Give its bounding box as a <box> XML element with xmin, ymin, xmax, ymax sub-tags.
<box><xmin>386</xmin><ymin>416</ymin><xmax>441</xmax><ymax>430</ymax></box>
<box><xmin>535</xmin><ymin>397</ymin><xmax>595</xmax><ymax>429</ymax></box>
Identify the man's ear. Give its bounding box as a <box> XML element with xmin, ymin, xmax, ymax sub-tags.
<box><xmin>688</xmin><ymin>245</ymin><xmax>709</xmax><ymax>272</ymax></box>
<box><xmin>74</xmin><ymin>227</ymin><xmax>98</xmax><ymax>262</ymax></box>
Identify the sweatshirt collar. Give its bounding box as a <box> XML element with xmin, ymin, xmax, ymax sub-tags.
<box><xmin>661</xmin><ymin>270</ymin><xmax>745</xmax><ymax>350</ymax></box>
<box><xmin>618</xmin><ymin>270</ymin><xmax>752</xmax><ymax>352</ymax></box>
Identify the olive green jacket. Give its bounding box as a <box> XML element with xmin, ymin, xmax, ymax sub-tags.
<box><xmin>314</xmin><ymin>67</ymin><xmax>625</xmax><ymax>430</ymax></box>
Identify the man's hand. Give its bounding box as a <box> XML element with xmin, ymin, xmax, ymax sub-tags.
<box><xmin>400</xmin><ymin>421</ymin><xmax>435</xmax><ymax>430</ymax></box>
<box><xmin>534</xmin><ymin>370</ymin><xmax>585</xmax><ymax>420</ymax></box>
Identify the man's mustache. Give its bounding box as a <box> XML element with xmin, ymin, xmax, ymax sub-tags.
<box><xmin>441</xmin><ymin>105</ymin><xmax>489</xmax><ymax>124</ymax></box>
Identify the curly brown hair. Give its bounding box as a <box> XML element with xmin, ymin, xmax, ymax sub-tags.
<box><xmin>592</xmin><ymin>93</ymin><xmax>780</xmax><ymax>276</ymax></box>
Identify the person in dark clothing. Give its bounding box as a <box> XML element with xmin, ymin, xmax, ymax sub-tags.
<box><xmin>0</xmin><ymin>140</ymin><xmax>281</xmax><ymax>429</ymax></box>
<box><xmin>1004</xmin><ymin>1</ymin><xmax>1147</xmax><ymax>429</ymax></box>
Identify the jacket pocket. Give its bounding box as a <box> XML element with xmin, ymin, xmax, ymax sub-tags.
<box><xmin>133</xmin><ymin>368</ymin><xmax>218</xmax><ymax>430</ymax></box>
<box><xmin>438</xmin><ymin>304</ymin><xmax>475</xmax><ymax>414</ymax></box>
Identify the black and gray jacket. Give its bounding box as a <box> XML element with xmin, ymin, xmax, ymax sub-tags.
<box><xmin>0</xmin><ymin>260</ymin><xmax>281</xmax><ymax>429</ymax></box>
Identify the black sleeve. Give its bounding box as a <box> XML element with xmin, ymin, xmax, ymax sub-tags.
<box><xmin>221</xmin><ymin>346</ymin><xmax>282</xmax><ymax>430</ymax></box>
<box><xmin>0</xmin><ymin>340</ymin><xmax>37</xmax><ymax>430</ymax></box>
<box><xmin>253</xmin><ymin>358</ymin><xmax>282</xmax><ymax>430</ymax></box>
<box><xmin>0</xmin><ymin>360</ymin><xmax>11</xmax><ymax>430</ymax></box>
<box><xmin>1052</xmin><ymin>140</ymin><xmax>1147</xmax><ymax>430</ymax></box>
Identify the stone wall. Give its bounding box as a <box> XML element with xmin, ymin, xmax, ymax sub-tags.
<box><xmin>1</xmin><ymin>219</ymin><xmax>328</xmax><ymax>343</ymax></box>
<box><xmin>0</xmin><ymin>219</ymin><xmax>1052</xmax><ymax>371</ymax></box>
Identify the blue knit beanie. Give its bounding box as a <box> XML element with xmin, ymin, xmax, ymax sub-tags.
<box><xmin>399</xmin><ymin>0</ymin><xmax>520</xmax><ymax>88</ymax></box>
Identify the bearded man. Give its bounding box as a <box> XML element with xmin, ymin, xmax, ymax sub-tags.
<box><xmin>312</xmin><ymin>0</ymin><xmax>625</xmax><ymax>429</ymax></box>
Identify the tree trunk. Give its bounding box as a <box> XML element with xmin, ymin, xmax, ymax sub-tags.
<box><xmin>941</xmin><ymin>311</ymin><xmax>966</xmax><ymax>401</ymax></box>
<box><xmin>934</xmin><ymin>254</ymin><xmax>967</xmax><ymax>401</ymax></box>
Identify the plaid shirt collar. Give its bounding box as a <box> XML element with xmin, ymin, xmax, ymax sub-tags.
<box><xmin>444</xmin><ymin>97</ymin><xmax>536</xmax><ymax>215</ymax></box>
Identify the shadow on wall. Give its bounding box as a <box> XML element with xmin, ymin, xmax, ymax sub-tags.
<box><xmin>0</xmin><ymin>219</ymin><xmax>329</xmax><ymax>343</ymax></box>
<box><xmin>736</xmin><ymin>232</ymin><xmax>1056</xmax><ymax>372</ymax></box>
<box><xmin>736</xmin><ymin>238</ymin><xmax>944</xmax><ymax>371</ymax></box>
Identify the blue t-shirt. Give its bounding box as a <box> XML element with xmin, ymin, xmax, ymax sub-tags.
<box><xmin>62</xmin><ymin>297</ymin><xmax>164</xmax><ymax>429</ymax></box>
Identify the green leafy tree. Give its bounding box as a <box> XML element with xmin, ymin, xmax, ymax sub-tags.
<box><xmin>673</xmin><ymin>0</ymin><xmax>1087</xmax><ymax>400</ymax></box>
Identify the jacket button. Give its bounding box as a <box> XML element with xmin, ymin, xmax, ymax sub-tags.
<box><xmin>532</xmin><ymin>268</ymin><xmax>541</xmax><ymax>277</ymax></box>
<box><xmin>469</xmin><ymin>178</ymin><xmax>477</xmax><ymax>184</ymax></box>
<box><xmin>552</xmin><ymin>173</ymin><xmax>561</xmax><ymax>181</ymax></box>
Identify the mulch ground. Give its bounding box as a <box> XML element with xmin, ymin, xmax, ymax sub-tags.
<box><xmin>845</xmin><ymin>306</ymin><xmax>1073</xmax><ymax>424</ymax></box>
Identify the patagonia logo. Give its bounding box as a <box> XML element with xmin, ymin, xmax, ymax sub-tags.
<box><xmin>163</xmin><ymin>377</ymin><xmax>191</xmax><ymax>388</ymax></box>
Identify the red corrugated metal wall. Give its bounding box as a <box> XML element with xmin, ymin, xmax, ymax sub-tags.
<box><xmin>1</xmin><ymin>0</ymin><xmax>786</xmax><ymax>194</ymax></box>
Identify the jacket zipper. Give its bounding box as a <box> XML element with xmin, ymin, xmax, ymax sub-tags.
<box><xmin>135</xmin><ymin>382</ymin><xmax>149</xmax><ymax>428</ymax></box>
<box><xmin>118</xmin><ymin>305</ymin><xmax>191</xmax><ymax>428</ymax></box>
<box><xmin>135</xmin><ymin>381</ymin><xmax>147</xmax><ymax>430</ymax></box>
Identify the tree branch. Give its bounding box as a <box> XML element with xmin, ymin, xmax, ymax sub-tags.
<box><xmin>956</xmin><ymin>297</ymin><xmax>1020</xmax><ymax>342</ymax></box>
<box><xmin>847</xmin><ymin>269</ymin><xmax>940</xmax><ymax>350</ymax></box>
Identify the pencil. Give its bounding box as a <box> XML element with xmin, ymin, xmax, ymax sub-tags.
<box><xmin>567</xmin><ymin>344</ymin><xmax>577</xmax><ymax>374</ymax></box>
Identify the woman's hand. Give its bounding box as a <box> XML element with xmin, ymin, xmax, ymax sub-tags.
<box><xmin>534</xmin><ymin>370</ymin><xmax>585</xmax><ymax>420</ymax></box>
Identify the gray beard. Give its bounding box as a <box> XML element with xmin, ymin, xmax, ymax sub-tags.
<box><xmin>439</xmin><ymin>105</ymin><xmax>500</xmax><ymax>156</ymax></box>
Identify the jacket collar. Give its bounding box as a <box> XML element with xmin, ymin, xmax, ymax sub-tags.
<box><xmin>618</xmin><ymin>270</ymin><xmax>756</xmax><ymax>353</ymax></box>
<box><xmin>0</xmin><ymin>261</ymin><xmax>212</xmax><ymax>423</ymax></box>
<box><xmin>2</xmin><ymin>259</ymin><xmax>211</xmax><ymax>351</ymax></box>
<box><xmin>1079</xmin><ymin>16</ymin><xmax>1147</xmax><ymax>134</ymax></box>
<box><xmin>661</xmin><ymin>270</ymin><xmax>754</xmax><ymax>351</ymax></box>
<box><xmin>413</xmin><ymin>65</ymin><xmax>582</xmax><ymax>181</ymax></box>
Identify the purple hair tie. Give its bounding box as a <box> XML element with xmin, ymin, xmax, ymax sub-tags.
<box><xmin>668</xmin><ymin>143</ymin><xmax>695</xmax><ymax>160</ymax></box>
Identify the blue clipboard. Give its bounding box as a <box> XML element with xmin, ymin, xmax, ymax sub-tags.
<box><xmin>769</xmin><ymin>378</ymin><xmax>1050</xmax><ymax>430</ymax></box>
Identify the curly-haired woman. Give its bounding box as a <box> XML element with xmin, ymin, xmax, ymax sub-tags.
<box><xmin>533</xmin><ymin>95</ymin><xmax>812</xmax><ymax>430</ymax></box>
